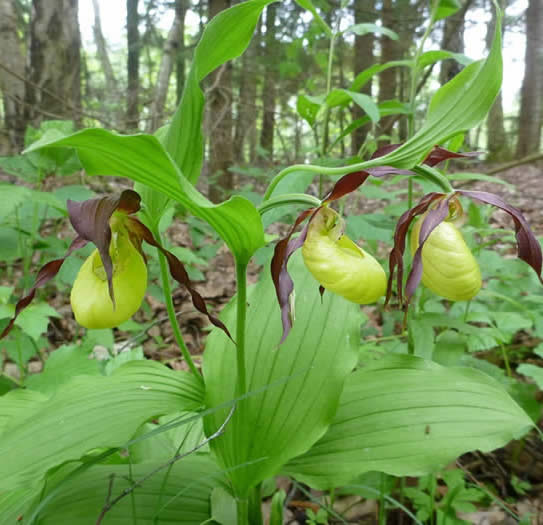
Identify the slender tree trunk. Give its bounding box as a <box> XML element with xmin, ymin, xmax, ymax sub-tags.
<box><xmin>207</xmin><ymin>0</ymin><xmax>233</xmax><ymax>203</ymax></box>
<box><xmin>516</xmin><ymin>0</ymin><xmax>543</xmax><ymax>157</ymax></box>
<box><xmin>486</xmin><ymin>1</ymin><xmax>510</xmax><ymax>161</ymax></box>
<box><xmin>439</xmin><ymin>9</ymin><xmax>465</xmax><ymax>85</ymax></box>
<box><xmin>0</xmin><ymin>0</ymin><xmax>26</xmax><ymax>150</ymax></box>
<box><xmin>25</xmin><ymin>0</ymin><xmax>81</xmax><ymax>127</ymax></box>
<box><xmin>377</xmin><ymin>0</ymin><xmax>401</xmax><ymax>141</ymax></box>
<box><xmin>259</xmin><ymin>3</ymin><xmax>278</xmax><ymax>163</ymax></box>
<box><xmin>91</xmin><ymin>0</ymin><xmax>116</xmax><ymax>95</ymax></box>
<box><xmin>126</xmin><ymin>0</ymin><xmax>140</xmax><ymax>130</ymax></box>
<box><xmin>351</xmin><ymin>0</ymin><xmax>375</xmax><ymax>155</ymax></box>
<box><xmin>146</xmin><ymin>10</ymin><xmax>183</xmax><ymax>132</ymax></box>
<box><xmin>233</xmin><ymin>34</ymin><xmax>258</xmax><ymax>163</ymax></box>
<box><xmin>175</xmin><ymin>0</ymin><xmax>187</xmax><ymax>103</ymax></box>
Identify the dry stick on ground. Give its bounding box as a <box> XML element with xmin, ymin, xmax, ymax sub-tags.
<box><xmin>95</xmin><ymin>405</ymin><xmax>235</xmax><ymax>524</ymax></box>
<box><xmin>484</xmin><ymin>152</ymin><xmax>543</xmax><ymax>175</ymax></box>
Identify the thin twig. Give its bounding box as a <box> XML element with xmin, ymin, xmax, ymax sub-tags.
<box><xmin>484</xmin><ymin>152</ymin><xmax>543</xmax><ymax>175</ymax></box>
<box><xmin>95</xmin><ymin>405</ymin><xmax>235</xmax><ymax>524</ymax></box>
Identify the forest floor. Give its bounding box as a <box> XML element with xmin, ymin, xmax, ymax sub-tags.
<box><xmin>2</xmin><ymin>161</ymin><xmax>543</xmax><ymax>523</ymax></box>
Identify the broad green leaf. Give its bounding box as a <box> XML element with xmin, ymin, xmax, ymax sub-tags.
<box><xmin>14</xmin><ymin>303</ymin><xmax>60</xmax><ymax>341</ymax></box>
<box><xmin>329</xmin><ymin>100</ymin><xmax>411</xmax><ymax>151</ymax></box>
<box><xmin>0</xmin><ymin>360</ymin><xmax>204</xmax><ymax>490</ymax></box>
<box><xmin>24</xmin><ymin>456</ymin><xmax>224</xmax><ymax>525</ymax></box>
<box><xmin>25</xmin><ymin>344</ymin><xmax>101</xmax><ymax>395</ymax></box>
<box><xmin>408</xmin><ymin>318</ymin><xmax>435</xmax><ymax>359</ymax></box>
<box><xmin>284</xmin><ymin>355</ymin><xmax>532</xmax><ymax>489</ymax></box>
<box><xmin>0</xmin><ymin>389</ymin><xmax>47</xmax><ymax>437</ymax></box>
<box><xmin>0</xmin><ymin>184</ymin><xmax>31</xmax><ymax>220</ymax></box>
<box><xmin>351</xmin><ymin>60</ymin><xmax>411</xmax><ymax>93</ymax></box>
<box><xmin>326</xmin><ymin>90</ymin><xmax>380</xmax><ymax>123</ymax></box>
<box><xmin>373</xmin><ymin>11</ymin><xmax>502</xmax><ymax>169</ymax></box>
<box><xmin>163</xmin><ymin>0</ymin><xmax>275</xmax><ymax>183</ymax></box>
<box><xmin>343</xmin><ymin>23</ymin><xmax>398</xmax><ymax>40</ymax></box>
<box><xmin>0</xmin><ymin>485</ymin><xmax>43</xmax><ymax>525</ymax></box>
<box><xmin>130</xmin><ymin>411</ymin><xmax>206</xmax><ymax>463</ymax></box>
<box><xmin>436</xmin><ymin>0</ymin><xmax>461</xmax><ymax>20</ymax></box>
<box><xmin>211</xmin><ymin>486</ymin><xmax>238</xmax><ymax>525</ymax></box>
<box><xmin>203</xmin><ymin>253</ymin><xmax>358</xmax><ymax>496</ymax></box>
<box><xmin>25</xmin><ymin>129</ymin><xmax>265</xmax><ymax>264</ymax></box>
<box><xmin>517</xmin><ymin>364</ymin><xmax>543</xmax><ymax>390</ymax></box>
<box><xmin>416</xmin><ymin>50</ymin><xmax>473</xmax><ymax>70</ymax></box>
<box><xmin>296</xmin><ymin>94</ymin><xmax>324</xmax><ymax>126</ymax></box>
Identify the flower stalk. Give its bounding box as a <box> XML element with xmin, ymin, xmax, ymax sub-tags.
<box><xmin>152</xmin><ymin>225</ymin><xmax>203</xmax><ymax>385</ymax></box>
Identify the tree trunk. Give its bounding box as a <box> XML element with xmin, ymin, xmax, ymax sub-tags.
<box><xmin>259</xmin><ymin>3</ymin><xmax>278</xmax><ymax>163</ymax></box>
<box><xmin>377</xmin><ymin>0</ymin><xmax>402</xmax><ymax>141</ymax></box>
<box><xmin>207</xmin><ymin>0</ymin><xmax>233</xmax><ymax>203</ymax></box>
<box><xmin>516</xmin><ymin>0</ymin><xmax>543</xmax><ymax>157</ymax></box>
<box><xmin>233</xmin><ymin>32</ymin><xmax>258</xmax><ymax>163</ymax></box>
<box><xmin>175</xmin><ymin>0</ymin><xmax>187</xmax><ymax>103</ymax></box>
<box><xmin>25</xmin><ymin>0</ymin><xmax>81</xmax><ymax>127</ymax></box>
<box><xmin>146</xmin><ymin>9</ymin><xmax>183</xmax><ymax>132</ymax></box>
<box><xmin>439</xmin><ymin>9</ymin><xmax>465</xmax><ymax>85</ymax></box>
<box><xmin>0</xmin><ymin>0</ymin><xmax>26</xmax><ymax>150</ymax></box>
<box><xmin>126</xmin><ymin>0</ymin><xmax>140</xmax><ymax>130</ymax></box>
<box><xmin>486</xmin><ymin>1</ymin><xmax>510</xmax><ymax>161</ymax></box>
<box><xmin>91</xmin><ymin>0</ymin><xmax>116</xmax><ymax>95</ymax></box>
<box><xmin>351</xmin><ymin>0</ymin><xmax>376</xmax><ymax>155</ymax></box>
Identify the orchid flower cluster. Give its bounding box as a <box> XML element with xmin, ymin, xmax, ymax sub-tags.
<box><xmin>271</xmin><ymin>145</ymin><xmax>543</xmax><ymax>341</ymax></box>
<box><xmin>1</xmin><ymin>147</ymin><xmax>541</xmax><ymax>344</ymax></box>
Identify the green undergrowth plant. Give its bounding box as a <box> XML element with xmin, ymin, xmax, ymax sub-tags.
<box><xmin>0</xmin><ymin>0</ymin><xmax>541</xmax><ymax>523</ymax></box>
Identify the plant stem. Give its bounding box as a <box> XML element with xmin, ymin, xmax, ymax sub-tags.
<box><xmin>233</xmin><ymin>261</ymin><xmax>251</xmax><ymax>525</ymax></box>
<box><xmin>236</xmin><ymin>498</ymin><xmax>249</xmax><ymax>525</ymax></box>
<box><xmin>406</xmin><ymin>1</ymin><xmax>438</xmax><ymax>209</ymax></box>
<box><xmin>257</xmin><ymin>193</ymin><xmax>321</xmax><ymax>216</ymax></box>
<box><xmin>500</xmin><ymin>344</ymin><xmax>512</xmax><ymax>377</ymax></box>
<box><xmin>235</xmin><ymin>261</ymin><xmax>248</xmax><ymax>397</ymax></box>
<box><xmin>378</xmin><ymin>473</ymin><xmax>387</xmax><ymax>525</ymax></box>
<box><xmin>248</xmin><ymin>485</ymin><xmax>263</xmax><ymax>525</ymax></box>
<box><xmin>153</xmin><ymin>228</ymin><xmax>203</xmax><ymax>385</ymax></box>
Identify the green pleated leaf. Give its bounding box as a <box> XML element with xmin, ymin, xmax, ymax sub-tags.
<box><xmin>372</xmin><ymin>9</ymin><xmax>502</xmax><ymax>169</ymax></box>
<box><xmin>203</xmin><ymin>253</ymin><xmax>359</xmax><ymax>496</ymax></box>
<box><xmin>23</xmin><ymin>456</ymin><xmax>224</xmax><ymax>525</ymax></box>
<box><xmin>0</xmin><ymin>389</ymin><xmax>47</xmax><ymax>437</ymax></box>
<box><xmin>283</xmin><ymin>355</ymin><xmax>532</xmax><ymax>489</ymax></box>
<box><xmin>416</xmin><ymin>50</ymin><xmax>473</xmax><ymax>70</ymax></box>
<box><xmin>0</xmin><ymin>361</ymin><xmax>204</xmax><ymax>491</ymax></box>
<box><xmin>163</xmin><ymin>0</ymin><xmax>275</xmax><ymax>183</ymax></box>
<box><xmin>326</xmin><ymin>90</ymin><xmax>380</xmax><ymax>123</ymax></box>
<box><xmin>0</xmin><ymin>485</ymin><xmax>43</xmax><ymax>525</ymax></box>
<box><xmin>24</xmin><ymin>129</ymin><xmax>264</xmax><ymax>264</ymax></box>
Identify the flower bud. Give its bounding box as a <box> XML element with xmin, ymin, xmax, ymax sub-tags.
<box><xmin>410</xmin><ymin>216</ymin><xmax>481</xmax><ymax>301</ymax></box>
<box><xmin>302</xmin><ymin>207</ymin><xmax>386</xmax><ymax>304</ymax></box>
<box><xmin>70</xmin><ymin>232</ymin><xmax>147</xmax><ymax>329</ymax></box>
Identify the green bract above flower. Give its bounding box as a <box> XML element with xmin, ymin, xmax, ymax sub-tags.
<box><xmin>410</xmin><ymin>214</ymin><xmax>481</xmax><ymax>302</ymax></box>
<box><xmin>302</xmin><ymin>208</ymin><xmax>386</xmax><ymax>304</ymax></box>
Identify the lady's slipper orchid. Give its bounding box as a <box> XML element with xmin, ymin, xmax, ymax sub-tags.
<box><xmin>387</xmin><ymin>191</ymin><xmax>543</xmax><ymax>308</ymax></box>
<box><xmin>1</xmin><ymin>190</ymin><xmax>231</xmax><ymax>340</ymax></box>
<box><xmin>70</xmin><ymin>230</ymin><xmax>147</xmax><ymax>329</ymax></box>
<box><xmin>302</xmin><ymin>207</ymin><xmax>386</xmax><ymax>304</ymax></box>
<box><xmin>409</xmin><ymin>212</ymin><xmax>482</xmax><ymax>302</ymax></box>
